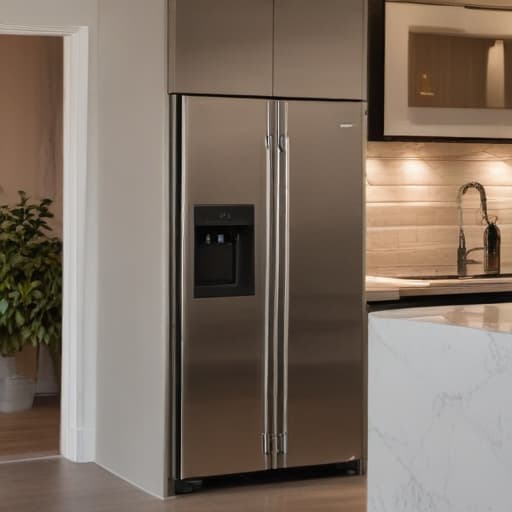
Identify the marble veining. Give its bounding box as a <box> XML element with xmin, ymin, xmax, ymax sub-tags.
<box><xmin>368</xmin><ymin>303</ymin><xmax>512</xmax><ymax>511</ymax></box>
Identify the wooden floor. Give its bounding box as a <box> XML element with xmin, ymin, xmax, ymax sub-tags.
<box><xmin>1</xmin><ymin>458</ymin><xmax>366</xmax><ymax>512</ymax></box>
<box><xmin>0</xmin><ymin>395</ymin><xmax>60</xmax><ymax>462</ymax></box>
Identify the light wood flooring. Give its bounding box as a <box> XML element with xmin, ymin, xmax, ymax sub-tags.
<box><xmin>0</xmin><ymin>395</ymin><xmax>60</xmax><ymax>462</ymax></box>
<box><xmin>1</xmin><ymin>458</ymin><xmax>366</xmax><ymax>512</ymax></box>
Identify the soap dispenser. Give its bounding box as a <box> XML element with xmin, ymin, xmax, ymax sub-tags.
<box><xmin>484</xmin><ymin>221</ymin><xmax>501</xmax><ymax>274</ymax></box>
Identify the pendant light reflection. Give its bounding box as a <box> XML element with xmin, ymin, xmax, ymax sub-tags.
<box><xmin>487</xmin><ymin>39</ymin><xmax>505</xmax><ymax>109</ymax></box>
<box><xmin>419</xmin><ymin>72</ymin><xmax>435</xmax><ymax>97</ymax></box>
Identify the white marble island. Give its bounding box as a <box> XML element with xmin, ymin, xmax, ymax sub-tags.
<box><xmin>368</xmin><ymin>303</ymin><xmax>512</xmax><ymax>512</ymax></box>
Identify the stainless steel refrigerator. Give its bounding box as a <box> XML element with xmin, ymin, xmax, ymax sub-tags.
<box><xmin>173</xmin><ymin>95</ymin><xmax>364</xmax><ymax>481</ymax></box>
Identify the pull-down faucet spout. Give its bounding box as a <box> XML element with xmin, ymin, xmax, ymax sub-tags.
<box><xmin>457</xmin><ymin>181</ymin><xmax>490</xmax><ymax>229</ymax></box>
<box><xmin>457</xmin><ymin>182</ymin><xmax>500</xmax><ymax>277</ymax></box>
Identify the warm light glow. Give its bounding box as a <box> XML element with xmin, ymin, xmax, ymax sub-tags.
<box><xmin>404</xmin><ymin>160</ymin><xmax>431</xmax><ymax>174</ymax></box>
<box><xmin>486</xmin><ymin>160</ymin><xmax>511</xmax><ymax>179</ymax></box>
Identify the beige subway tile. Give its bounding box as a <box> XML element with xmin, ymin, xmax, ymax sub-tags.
<box><xmin>366</xmin><ymin>185</ymin><xmax>512</xmax><ymax>204</ymax></box>
<box><xmin>367</xmin><ymin>265</ymin><xmax>456</xmax><ymax>277</ymax></box>
<box><xmin>367</xmin><ymin>159</ymin><xmax>512</xmax><ymax>186</ymax></box>
<box><xmin>367</xmin><ymin>204</ymin><xmax>512</xmax><ymax>227</ymax></box>
<box><xmin>366</xmin><ymin>247</ymin><xmax>454</xmax><ymax>268</ymax></box>
<box><xmin>484</xmin><ymin>145</ymin><xmax>512</xmax><ymax>160</ymax></box>
<box><xmin>367</xmin><ymin>225</ymin><xmax>512</xmax><ymax>251</ymax></box>
<box><xmin>429</xmin><ymin>160</ymin><xmax>512</xmax><ymax>185</ymax></box>
<box><xmin>397</xmin><ymin>229</ymin><xmax>418</xmax><ymax>245</ymax></box>
<box><xmin>367</xmin><ymin>246</ymin><xmax>512</xmax><ymax>274</ymax></box>
<box><xmin>366</xmin><ymin>229</ymin><xmax>400</xmax><ymax>250</ymax></box>
<box><xmin>367</xmin><ymin>142</ymin><xmax>427</xmax><ymax>159</ymax></box>
<box><xmin>367</xmin><ymin>142</ymin><xmax>512</xmax><ymax>161</ymax></box>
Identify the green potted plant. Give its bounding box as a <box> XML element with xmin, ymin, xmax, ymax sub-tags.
<box><xmin>0</xmin><ymin>191</ymin><xmax>62</xmax><ymax>412</ymax></box>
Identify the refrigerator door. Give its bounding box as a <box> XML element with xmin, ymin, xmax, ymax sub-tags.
<box><xmin>276</xmin><ymin>100</ymin><xmax>365</xmax><ymax>469</ymax></box>
<box><xmin>180</xmin><ymin>96</ymin><xmax>272</xmax><ymax>479</ymax></box>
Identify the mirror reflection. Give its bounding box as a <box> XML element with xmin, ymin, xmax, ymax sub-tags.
<box><xmin>409</xmin><ymin>32</ymin><xmax>512</xmax><ymax>109</ymax></box>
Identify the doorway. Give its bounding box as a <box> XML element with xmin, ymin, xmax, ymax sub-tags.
<box><xmin>0</xmin><ymin>33</ymin><xmax>63</xmax><ymax>462</ymax></box>
<box><xmin>0</xmin><ymin>23</ymin><xmax>90</xmax><ymax>464</ymax></box>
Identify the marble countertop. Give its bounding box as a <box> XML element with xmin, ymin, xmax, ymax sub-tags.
<box><xmin>368</xmin><ymin>300</ymin><xmax>512</xmax><ymax>511</ymax></box>
<box><xmin>366</xmin><ymin>275</ymin><xmax>512</xmax><ymax>302</ymax></box>
<box><xmin>371</xmin><ymin>302</ymin><xmax>512</xmax><ymax>334</ymax></box>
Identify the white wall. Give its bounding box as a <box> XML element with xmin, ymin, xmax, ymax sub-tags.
<box><xmin>0</xmin><ymin>0</ymin><xmax>170</xmax><ymax>498</ymax></box>
<box><xmin>95</xmin><ymin>0</ymin><xmax>170</xmax><ymax>498</ymax></box>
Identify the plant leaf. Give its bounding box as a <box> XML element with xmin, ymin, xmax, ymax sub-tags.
<box><xmin>15</xmin><ymin>310</ymin><xmax>25</xmax><ymax>327</ymax></box>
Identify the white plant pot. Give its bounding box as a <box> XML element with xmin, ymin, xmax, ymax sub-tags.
<box><xmin>0</xmin><ymin>355</ymin><xmax>35</xmax><ymax>413</ymax></box>
<box><xmin>0</xmin><ymin>355</ymin><xmax>16</xmax><ymax>379</ymax></box>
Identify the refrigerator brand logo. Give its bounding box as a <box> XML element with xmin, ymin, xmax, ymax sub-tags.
<box><xmin>339</xmin><ymin>123</ymin><xmax>354</xmax><ymax>129</ymax></box>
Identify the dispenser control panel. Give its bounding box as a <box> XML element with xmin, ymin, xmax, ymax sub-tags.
<box><xmin>193</xmin><ymin>205</ymin><xmax>255</xmax><ymax>298</ymax></box>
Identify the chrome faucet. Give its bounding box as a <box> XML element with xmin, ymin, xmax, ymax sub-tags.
<box><xmin>457</xmin><ymin>182</ymin><xmax>501</xmax><ymax>277</ymax></box>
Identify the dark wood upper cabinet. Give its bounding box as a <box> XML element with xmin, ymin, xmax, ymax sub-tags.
<box><xmin>169</xmin><ymin>0</ymin><xmax>367</xmax><ymax>100</ymax></box>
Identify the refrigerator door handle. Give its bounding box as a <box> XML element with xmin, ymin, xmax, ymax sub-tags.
<box><xmin>263</xmin><ymin>101</ymin><xmax>272</xmax><ymax>468</ymax></box>
<box><xmin>283</xmin><ymin>108</ymin><xmax>290</xmax><ymax>461</ymax></box>
<box><xmin>278</xmin><ymin>432</ymin><xmax>288</xmax><ymax>455</ymax></box>
<box><xmin>271</xmin><ymin>102</ymin><xmax>282</xmax><ymax>469</ymax></box>
<box><xmin>276</xmin><ymin>101</ymin><xmax>290</xmax><ymax>463</ymax></box>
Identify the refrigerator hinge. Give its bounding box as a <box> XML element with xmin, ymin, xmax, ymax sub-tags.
<box><xmin>277</xmin><ymin>134</ymin><xmax>286</xmax><ymax>153</ymax></box>
<box><xmin>262</xmin><ymin>433</ymin><xmax>273</xmax><ymax>455</ymax></box>
<box><xmin>277</xmin><ymin>433</ymin><xmax>288</xmax><ymax>455</ymax></box>
<box><xmin>262</xmin><ymin>433</ymin><xmax>287</xmax><ymax>455</ymax></box>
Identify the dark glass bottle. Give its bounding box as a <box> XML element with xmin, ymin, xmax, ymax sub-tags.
<box><xmin>484</xmin><ymin>222</ymin><xmax>501</xmax><ymax>274</ymax></box>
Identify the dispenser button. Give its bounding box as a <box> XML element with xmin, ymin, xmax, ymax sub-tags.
<box><xmin>217</xmin><ymin>234</ymin><xmax>225</xmax><ymax>244</ymax></box>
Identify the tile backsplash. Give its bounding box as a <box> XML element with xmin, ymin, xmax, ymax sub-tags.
<box><xmin>366</xmin><ymin>142</ymin><xmax>512</xmax><ymax>277</ymax></box>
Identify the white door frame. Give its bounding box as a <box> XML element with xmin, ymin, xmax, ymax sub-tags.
<box><xmin>0</xmin><ymin>24</ymin><xmax>91</xmax><ymax>462</ymax></box>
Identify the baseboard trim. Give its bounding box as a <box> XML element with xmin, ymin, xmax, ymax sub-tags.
<box><xmin>0</xmin><ymin>454</ymin><xmax>62</xmax><ymax>465</ymax></box>
<box><xmin>76</xmin><ymin>427</ymin><xmax>95</xmax><ymax>462</ymax></box>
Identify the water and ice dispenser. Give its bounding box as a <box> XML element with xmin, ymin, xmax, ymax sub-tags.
<box><xmin>194</xmin><ymin>205</ymin><xmax>255</xmax><ymax>298</ymax></box>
